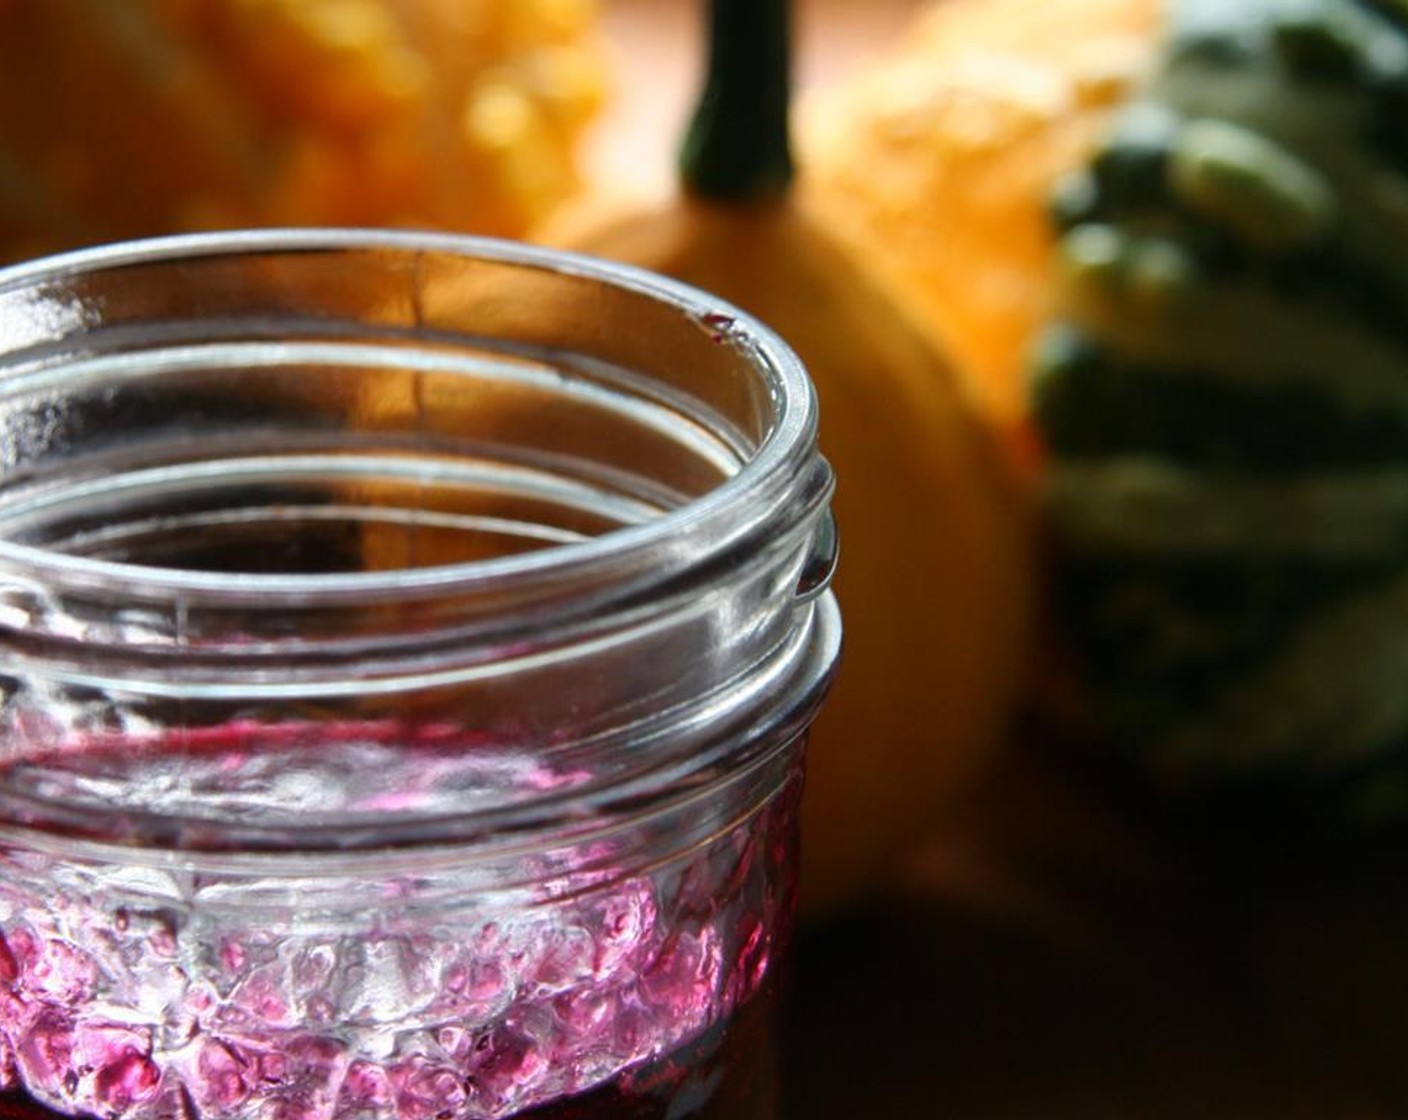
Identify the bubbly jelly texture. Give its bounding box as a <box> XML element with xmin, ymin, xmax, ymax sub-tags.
<box><xmin>0</xmin><ymin>722</ymin><xmax>797</xmax><ymax>1120</ymax></box>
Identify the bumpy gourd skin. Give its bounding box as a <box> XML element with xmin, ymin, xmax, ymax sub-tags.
<box><xmin>1037</xmin><ymin>0</ymin><xmax>1408</xmax><ymax>809</ymax></box>
<box><xmin>0</xmin><ymin>0</ymin><xmax>604</xmax><ymax>261</ymax></box>
<box><xmin>798</xmin><ymin>0</ymin><xmax>1162</xmax><ymax>445</ymax></box>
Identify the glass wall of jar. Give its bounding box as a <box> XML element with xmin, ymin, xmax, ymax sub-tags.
<box><xmin>0</xmin><ymin>231</ymin><xmax>841</xmax><ymax>1120</ymax></box>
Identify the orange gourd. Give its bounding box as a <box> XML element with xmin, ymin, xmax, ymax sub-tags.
<box><xmin>543</xmin><ymin>0</ymin><xmax>1033</xmax><ymax>914</ymax></box>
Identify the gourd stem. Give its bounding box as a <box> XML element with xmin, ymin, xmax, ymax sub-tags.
<box><xmin>679</xmin><ymin>0</ymin><xmax>794</xmax><ymax>202</ymax></box>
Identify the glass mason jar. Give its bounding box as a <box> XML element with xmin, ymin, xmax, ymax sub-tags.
<box><xmin>0</xmin><ymin>231</ymin><xmax>840</xmax><ymax>1120</ymax></box>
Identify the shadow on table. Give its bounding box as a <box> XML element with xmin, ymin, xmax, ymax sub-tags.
<box><xmin>784</xmin><ymin>737</ymin><xmax>1408</xmax><ymax>1118</ymax></box>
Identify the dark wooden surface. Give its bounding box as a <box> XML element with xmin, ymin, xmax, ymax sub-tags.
<box><xmin>784</xmin><ymin>737</ymin><xmax>1408</xmax><ymax>1118</ymax></box>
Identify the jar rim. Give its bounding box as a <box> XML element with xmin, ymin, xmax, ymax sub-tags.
<box><xmin>0</xmin><ymin>228</ymin><xmax>819</xmax><ymax>604</ymax></box>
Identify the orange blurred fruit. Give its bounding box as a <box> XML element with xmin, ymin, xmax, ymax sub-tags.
<box><xmin>544</xmin><ymin>194</ymin><xmax>1034</xmax><ymax>915</ymax></box>
<box><xmin>0</xmin><ymin>0</ymin><xmax>606</xmax><ymax>261</ymax></box>
<box><xmin>799</xmin><ymin>0</ymin><xmax>1162</xmax><ymax>442</ymax></box>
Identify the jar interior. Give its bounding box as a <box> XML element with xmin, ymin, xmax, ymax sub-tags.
<box><xmin>0</xmin><ymin>237</ymin><xmax>835</xmax><ymax>853</ymax></box>
<box><xmin>0</xmin><ymin>245</ymin><xmax>777</xmax><ymax>575</ymax></box>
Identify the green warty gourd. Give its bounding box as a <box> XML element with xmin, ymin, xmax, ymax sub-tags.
<box><xmin>1036</xmin><ymin>0</ymin><xmax>1408</xmax><ymax>813</ymax></box>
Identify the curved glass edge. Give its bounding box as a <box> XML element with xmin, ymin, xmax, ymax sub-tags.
<box><xmin>0</xmin><ymin>229</ymin><xmax>821</xmax><ymax>605</ymax></box>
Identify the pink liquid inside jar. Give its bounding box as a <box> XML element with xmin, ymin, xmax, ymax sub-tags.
<box><xmin>0</xmin><ymin>231</ymin><xmax>840</xmax><ymax>1120</ymax></box>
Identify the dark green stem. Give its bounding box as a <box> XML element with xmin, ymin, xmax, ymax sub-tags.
<box><xmin>679</xmin><ymin>0</ymin><xmax>794</xmax><ymax>202</ymax></box>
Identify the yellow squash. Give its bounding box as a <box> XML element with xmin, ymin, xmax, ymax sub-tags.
<box><xmin>799</xmin><ymin>0</ymin><xmax>1163</xmax><ymax>448</ymax></box>
<box><xmin>0</xmin><ymin>0</ymin><xmax>605</xmax><ymax>261</ymax></box>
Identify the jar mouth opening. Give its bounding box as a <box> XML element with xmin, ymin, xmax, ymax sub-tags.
<box><xmin>0</xmin><ymin>231</ymin><xmax>843</xmax><ymax>859</ymax></box>
<box><xmin>0</xmin><ymin>229</ymin><xmax>818</xmax><ymax>606</ymax></box>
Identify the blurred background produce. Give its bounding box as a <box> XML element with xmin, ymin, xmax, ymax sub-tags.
<box><xmin>0</xmin><ymin>0</ymin><xmax>604</xmax><ymax>260</ymax></box>
<box><xmin>544</xmin><ymin>0</ymin><xmax>1033</xmax><ymax>918</ymax></box>
<box><xmin>799</xmin><ymin>0</ymin><xmax>1160</xmax><ymax>456</ymax></box>
<box><xmin>778</xmin><ymin>1</ymin><xmax>1408</xmax><ymax>1114</ymax></box>
<box><xmin>1034</xmin><ymin>0</ymin><xmax>1408</xmax><ymax>813</ymax></box>
<box><xmin>803</xmin><ymin>0</ymin><xmax>1408</xmax><ymax>821</ymax></box>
